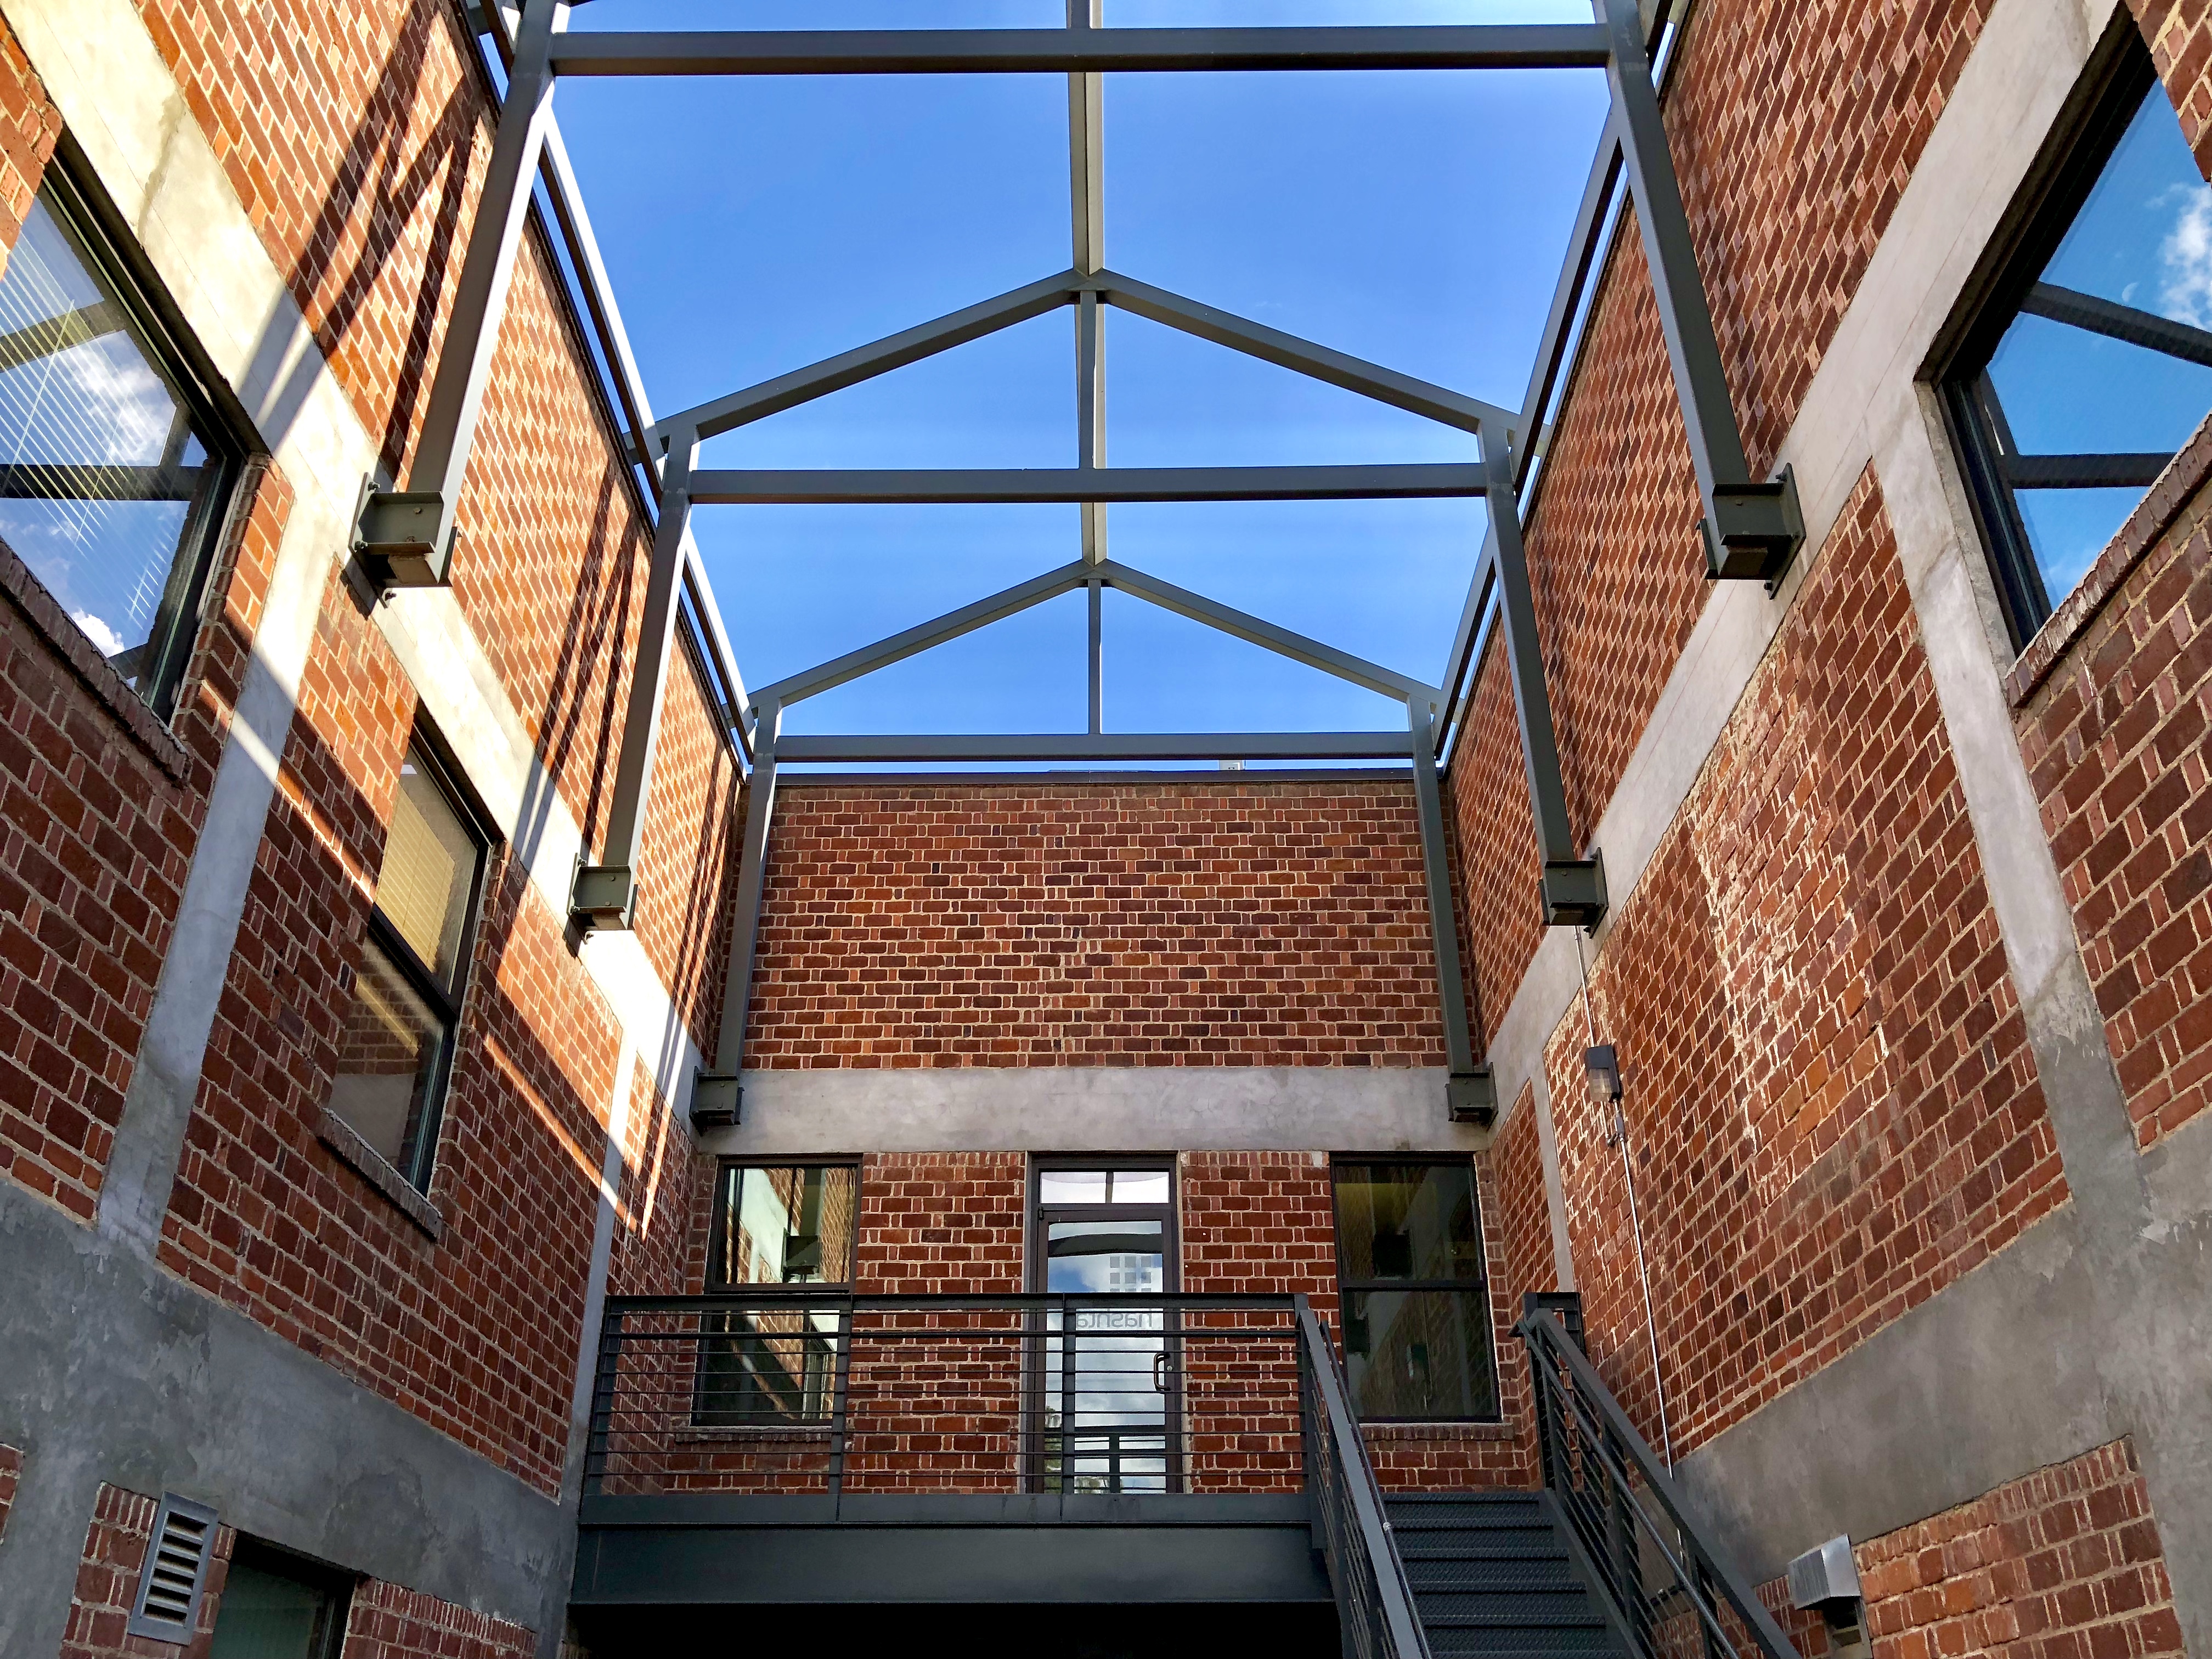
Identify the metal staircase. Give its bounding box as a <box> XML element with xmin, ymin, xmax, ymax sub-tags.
<box><xmin>1386</xmin><ymin>1491</ymin><xmax>1622</xmax><ymax>1658</ymax></box>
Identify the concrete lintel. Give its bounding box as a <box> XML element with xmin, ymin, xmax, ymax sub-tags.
<box><xmin>717</xmin><ymin>1067</ymin><xmax>1486</xmax><ymax>1155</ymax></box>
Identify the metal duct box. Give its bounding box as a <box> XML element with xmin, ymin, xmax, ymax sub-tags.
<box><xmin>1787</xmin><ymin>1536</ymin><xmax>1861</xmax><ymax>1610</ymax></box>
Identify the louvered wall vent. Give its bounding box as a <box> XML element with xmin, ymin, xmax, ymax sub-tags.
<box><xmin>126</xmin><ymin>1493</ymin><xmax>220</xmax><ymax>1642</ymax></box>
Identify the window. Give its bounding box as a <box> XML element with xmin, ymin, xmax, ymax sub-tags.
<box><xmin>698</xmin><ymin>1163</ymin><xmax>859</xmax><ymax>1428</ymax></box>
<box><xmin>0</xmin><ymin>151</ymin><xmax>244</xmax><ymax>717</ymax></box>
<box><xmin>1939</xmin><ymin>36</ymin><xmax>2212</xmax><ymax>645</ymax></box>
<box><xmin>207</xmin><ymin>1539</ymin><xmax>351</xmax><ymax>1659</ymax></box>
<box><xmin>1331</xmin><ymin>1160</ymin><xmax>1498</xmax><ymax>1421</ymax></box>
<box><xmin>326</xmin><ymin>737</ymin><xmax>490</xmax><ymax>1193</ymax></box>
<box><xmin>707</xmin><ymin>1163</ymin><xmax>860</xmax><ymax>1288</ymax></box>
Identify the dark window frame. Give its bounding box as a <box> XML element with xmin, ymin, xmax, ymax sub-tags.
<box><xmin>1027</xmin><ymin>1156</ymin><xmax>1181</xmax><ymax>1295</ymax></box>
<box><xmin>1329</xmin><ymin>1154</ymin><xmax>1502</xmax><ymax>1426</ymax></box>
<box><xmin>210</xmin><ymin>1535</ymin><xmax>356</xmax><ymax>1659</ymax></box>
<box><xmin>349</xmin><ymin>727</ymin><xmax>494</xmax><ymax>1194</ymax></box>
<box><xmin>705</xmin><ymin>1158</ymin><xmax>863</xmax><ymax>1288</ymax></box>
<box><xmin>20</xmin><ymin>137</ymin><xmax>255</xmax><ymax>720</ymax></box>
<box><xmin>1931</xmin><ymin>18</ymin><xmax>2175</xmax><ymax>650</ymax></box>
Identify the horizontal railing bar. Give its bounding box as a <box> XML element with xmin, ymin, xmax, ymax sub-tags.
<box><xmin>775</xmin><ymin>733</ymin><xmax>1415</xmax><ymax>763</ymax></box>
<box><xmin>548</xmin><ymin>25</ymin><xmax>1615</xmax><ymax>76</ymax></box>
<box><xmin>607</xmin><ymin>1292</ymin><xmax>1302</xmax><ymax>1310</ymax></box>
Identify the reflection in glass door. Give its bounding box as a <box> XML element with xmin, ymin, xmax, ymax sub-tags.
<box><xmin>1032</xmin><ymin>1165</ymin><xmax>1178</xmax><ymax>1493</ymax></box>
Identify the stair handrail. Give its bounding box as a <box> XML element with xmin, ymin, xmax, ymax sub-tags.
<box><xmin>1296</xmin><ymin>1296</ymin><xmax>1433</xmax><ymax>1659</ymax></box>
<box><xmin>1517</xmin><ymin>1306</ymin><xmax>1799</xmax><ymax>1659</ymax></box>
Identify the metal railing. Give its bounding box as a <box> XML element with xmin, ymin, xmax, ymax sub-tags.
<box><xmin>585</xmin><ymin>1292</ymin><xmax>1429</xmax><ymax>1657</ymax></box>
<box><xmin>1297</xmin><ymin>1302</ymin><xmax>1434</xmax><ymax>1659</ymax></box>
<box><xmin>1518</xmin><ymin>1303</ymin><xmax>1799</xmax><ymax>1659</ymax></box>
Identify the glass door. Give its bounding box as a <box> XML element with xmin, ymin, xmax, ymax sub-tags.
<box><xmin>1031</xmin><ymin>1165</ymin><xmax>1179</xmax><ymax>1493</ymax></box>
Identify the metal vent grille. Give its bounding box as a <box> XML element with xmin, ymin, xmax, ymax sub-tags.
<box><xmin>126</xmin><ymin>1493</ymin><xmax>219</xmax><ymax>1641</ymax></box>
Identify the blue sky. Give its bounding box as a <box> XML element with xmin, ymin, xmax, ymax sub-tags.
<box><xmin>555</xmin><ymin>2</ymin><xmax>1609</xmax><ymax>755</ymax></box>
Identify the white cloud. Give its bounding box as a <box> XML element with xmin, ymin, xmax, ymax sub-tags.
<box><xmin>2157</xmin><ymin>183</ymin><xmax>2212</xmax><ymax>328</ymax></box>
<box><xmin>69</xmin><ymin>607</ymin><xmax>127</xmax><ymax>658</ymax></box>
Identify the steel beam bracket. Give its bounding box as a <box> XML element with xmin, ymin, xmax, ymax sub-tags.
<box><xmin>1541</xmin><ymin>851</ymin><xmax>1608</xmax><ymax>931</ymax></box>
<box><xmin>570</xmin><ymin>863</ymin><xmax>639</xmax><ymax>933</ymax></box>
<box><xmin>1701</xmin><ymin>466</ymin><xmax>1803</xmax><ymax>591</ymax></box>
<box><xmin>690</xmin><ymin>1071</ymin><xmax>741</xmax><ymax>1132</ymax></box>
<box><xmin>351</xmin><ymin>479</ymin><xmax>456</xmax><ymax>591</ymax></box>
<box><xmin>1447</xmin><ymin>1066</ymin><xmax>1498</xmax><ymax>1128</ymax></box>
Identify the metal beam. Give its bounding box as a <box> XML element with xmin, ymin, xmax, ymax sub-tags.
<box><xmin>546</xmin><ymin>25</ymin><xmax>1615</xmax><ymax>76</ymax></box>
<box><xmin>1483</xmin><ymin>439</ymin><xmax>1605</xmax><ymax>929</ymax></box>
<box><xmin>357</xmin><ymin>0</ymin><xmax>563</xmax><ymax>588</ymax></box>
<box><xmin>695</xmin><ymin>702</ymin><xmax>782</xmax><ymax>1129</ymax></box>
<box><xmin>2004</xmin><ymin>452</ymin><xmax>2174</xmax><ymax>489</ymax></box>
<box><xmin>687</xmin><ymin>464</ymin><xmax>1484</xmax><ymax>504</ymax></box>
<box><xmin>0</xmin><ymin>301</ymin><xmax>123</xmax><ymax>374</ymax></box>
<box><xmin>777</xmin><ymin>732</ymin><xmax>1413</xmax><ymax>762</ymax></box>
<box><xmin>2022</xmin><ymin>281</ymin><xmax>2212</xmax><ymax>368</ymax></box>
<box><xmin>1099</xmin><ymin>270</ymin><xmax>1517</xmax><ymax>439</ymax></box>
<box><xmin>1407</xmin><ymin>700</ymin><xmax>1489</xmax><ymax>1122</ymax></box>
<box><xmin>1601</xmin><ymin>0</ymin><xmax>1799</xmax><ymax>585</ymax></box>
<box><xmin>1511</xmin><ymin>120</ymin><xmax>1622</xmax><ymax>493</ymax></box>
<box><xmin>570</xmin><ymin>427</ymin><xmax>699</xmax><ymax>932</ymax></box>
<box><xmin>1097</xmin><ymin>560</ymin><xmax>1444</xmax><ymax>706</ymax></box>
<box><xmin>752</xmin><ymin>561</ymin><xmax>1093</xmax><ymax>708</ymax></box>
<box><xmin>647</xmin><ymin>272</ymin><xmax>1081</xmax><ymax>448</ymax></box>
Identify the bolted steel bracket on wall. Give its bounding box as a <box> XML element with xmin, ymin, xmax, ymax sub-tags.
<box><xmin>569</xmin><ymin>862</ymin><xmax>639</xmax><ymax>933</ymax></box>
<box><xmin>690</xmin><ymin>1070</ymin><xmax>741</xmax><ymax>1132</ymax></box>
<box><xmin>1541</xmin><ymin>849</ymin><xmax>1609</xmax><ymax>931</ymax></box>
<box><xmin>1447</xmin><ymin>1065</ymin><xmax>1498</xmax><ymax>1127</ymax></box>
<box><xmin>1701</xmin><ymin>465</ymin><xmax>1804</xmax><ymax>590</ymax></box>
<box><xmin>349</xmin><ymin>477</ymin><xmax>457</xmax><ymax>591</ymax></box>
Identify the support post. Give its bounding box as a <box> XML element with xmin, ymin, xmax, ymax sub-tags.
<box><xmin>354</xmin><ymin>0</ymin><xmax>563</xmax><ymax>588</ymax></box>
<box><xmin>1601</xmin><ymin>0</ymin><xmax>1801</xmax><ymax>587</ymax></box>
<box><xmin>1070</xmin><ymin>0</ymin><xmax>1108</xmax><ymax>570</ymax></box>
<box><xmin>1484</xmin><ymin>438</ymin><xmax>1607</xmax><ymax>929</ymax></box>
<box><xmin>570</xmin><ymin>427</ymin><xmax>698</xmax><ymax>931</ymax></box>
<box><xmin>692</xmin><ymin>701</ymin><xmax>781</xmax><ymax>1131</ymax></box>
<box><xmin>1409</xmin><ymin>701</ymin><xmax>1496</xmax><ymax>1126</ymax></box>
<box><xmin>1087</xmin><ymin>580</ymin><xmax>1103</xmax><ymax>735</ymax></box>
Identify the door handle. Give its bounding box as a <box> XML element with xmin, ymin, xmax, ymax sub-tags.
<box><xmin>1152</xmin><ymin>1351</ymin><xmax>1168</xmax><ymax>1393</ymax></box>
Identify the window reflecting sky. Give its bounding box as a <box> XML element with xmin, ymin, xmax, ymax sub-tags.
<box><xmin>558</xmin><ymin>2</ymin><xmax>1606</xmax><ymax>749</ymax></box>
<box><xmin>1988</xmin><ymin>84</ymin><xmax>2212</xmax><ymax>603</ymax></box>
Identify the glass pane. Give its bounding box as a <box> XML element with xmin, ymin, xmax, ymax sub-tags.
<box><xmin>1333</xmin><ymin>1163</ymin><xmax>1482</xmax><ymax>1282</ymax></box>
<box><xmin>375</xmin><ymin>749</ymin><xmax>481</xmax><ymax>989</ymax></box>
<box><xmin>208</xmin><ymin>1559</ymin><xmax>336</xmax><ymax>1659</ymax></box>
<box><xmin>712</xmin><ymin>1165</ymin><xmax>857</xmax><ymax>1285</ymax></box>
<box><xmin>1039</xmin><ymin>1169</ymin><xmax>1108</xmax><ymax>1205</ymax></box>
<box><xmin>0</xmin><ymin>190</ymin><xmax>221</xmax><ymax>703</ymax></box>
<box><xmin>697</xmin><ymin>1306</ymin><xmax>843</xmax><ymax>1428</ymax></box>
<box><xmin>1109</xmin><ymin>1170</ymin><xmax>1170</xmax><ymax>1205</ymax></box>
<box><xmin>1977</xmin><ymin>82</ymin><xmax>2212</xmax><ymax>614</ymax></box>
<box><xmin>1046</xmin><ymin>1219</ymin><xmax>1164</xmax><ymax>1294</ymax></box>
<box><xmin>1342</xmin><ymin>1290</ymin><xmax>1498</xmax><ymax>1420</ymax></box>
<box><xmin>326</xmin><ymin>936</ymin><xmax>446</xmax><ymax>1176</ymax></box>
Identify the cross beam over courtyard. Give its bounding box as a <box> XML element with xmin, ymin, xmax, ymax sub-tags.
<box><xmin>376</xmin><ymin>0</ymin><xmax>1804</xmax><ymax>1133</ymax></box>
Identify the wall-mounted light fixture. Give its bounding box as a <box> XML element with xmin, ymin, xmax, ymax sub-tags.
<box><xmin>1584</xmin><ymin>1042</ymin><xmax>1623</xmax><ymax>1104</ymax></box>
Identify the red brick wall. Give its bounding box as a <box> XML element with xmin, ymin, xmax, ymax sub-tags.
<box><xmin>1446</xmin><ymin>635</ymin><xmax>1543</xmax><ymax>1045</ymax></box>
<box><xmin>61</xmin><ymin>1484</ymin><xmax>236</xmax><ymax>1659</ymax></box>
<box><xmin>605</xmin><ymin>1060</ymin><xmax>716</xmax><ymax>1299</ymax></box>
<box><xmin>1849</xmin><ymin>1440</ymin><xmax>2183</xmax><ymax>1659</ymax></box>
<box><xmin>0</xmin><ymin>1442</ymin><xmax>19</xmax><ymax>1544</ymax></box>
<box><xmin>339</xmin><ymin>1579</ymin><xmax>534</xmax><ymax>1659</ymax></box>
<box><xmin>1448</xmin><ymin>0</ymin><xmax>2000</xmax><ymax>1020</ymax></box>
<box><xmin>0</xmin><ymin>7</ymin><xmax>55</xmax><ymax>276</ymax></box>
<box><xmin>632</xmin><ymin>648</ymin><xmax>741</xmax><ymax>1054</ymax></box>
<box><xmin>1544</xmin><ymin>470</ymin><xmax>2062</xmax><ymax>1458</ymax></box>
<box><xmin>749</xmin><ymin>781</ymin><xmax>1445</xmax><ymax>1069</ymax></box>
<box><xmin>2134</xmin><ymin>1</ymin><xmax>2212</xmax><ymax>174</ymax></box>
<box><xmin>1</xmin><ymin>454</ymin><xmax>290</xmax><ymax>1219</ymax></box>
<box><xmin>2011</xmin><ymin>431</ymin><xmax>2212</xmax><ymax>1152</ymax></box>
<box><xmin>854</xmin><ymin>1152</ymin><xmax>1026</xmax><ymax>1295</ymax></box>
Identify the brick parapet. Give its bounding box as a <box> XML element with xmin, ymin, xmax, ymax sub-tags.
<box><xmin>749</xmin><ymin>780</ymin><xmax>1446</xmax><ymax>1070</ymax></box>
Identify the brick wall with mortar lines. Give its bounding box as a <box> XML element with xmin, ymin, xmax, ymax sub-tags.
<box><xmin>605</xmin><ymin>1057</ymin><xmax>718</xmax><ymax>1300</ymax></box>
<box><xmin>155</xmin><ymin>553</ymin><xmax>626</xmax><ymax>1494</ymax></box>
<box><xmin>1445</xmin><ymin>0</ymin><xmax>2002</xmax><ymax>1024</ymax></box>
<box><xmin>1443</xmin><ymin>629</ymin><xmax>1541</xmax><ymax>1047</ymax></box>
<box><xmin>2011</xmin><ymin>426</ymin><xmax>2212</xmax><ymax>1152</ymax></box>
<box><xmin>60</xmin><ymin>1483</ymin><xmax>236</xmax><ymax>1659</ymax></box>
<box><xmin>1541</xmin><ymin>470</ymin><xmax>2062</xmax><ymax>1460</ymax></box>
<box><xmin>747</xmin><ymin>781</ymin><xmax>1447</xmax><ymax>1069</ymax></box>
<box><xmin>128</xmin><ymin>0</ymin><xmax>744</xmax><ymax>1030</ymax></box>
<box><xmin>854</xmin><ymin>1151</ymin><xmax>1027</xmax><ymax>1295</ymax></box>
<box><xmin>340</xmin><ymin>1578</ymin><xmax>535</xmax><ymax>1659</ymax></box>
<box><xmin>2132</xmin><ymin>0</ymin><xmax>2212</xmax><ymax>174</ymax></box>
<box><xmin>1738</xmin><ymin>1440</ymin><xmax>2184</xmax><ymax>1659</ymax></box>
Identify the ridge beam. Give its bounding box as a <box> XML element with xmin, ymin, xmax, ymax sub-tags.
<box><xmin>686</xmin><ymin>464</ymin><xmax>1485</xmax><ymax>505</ymax></box>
